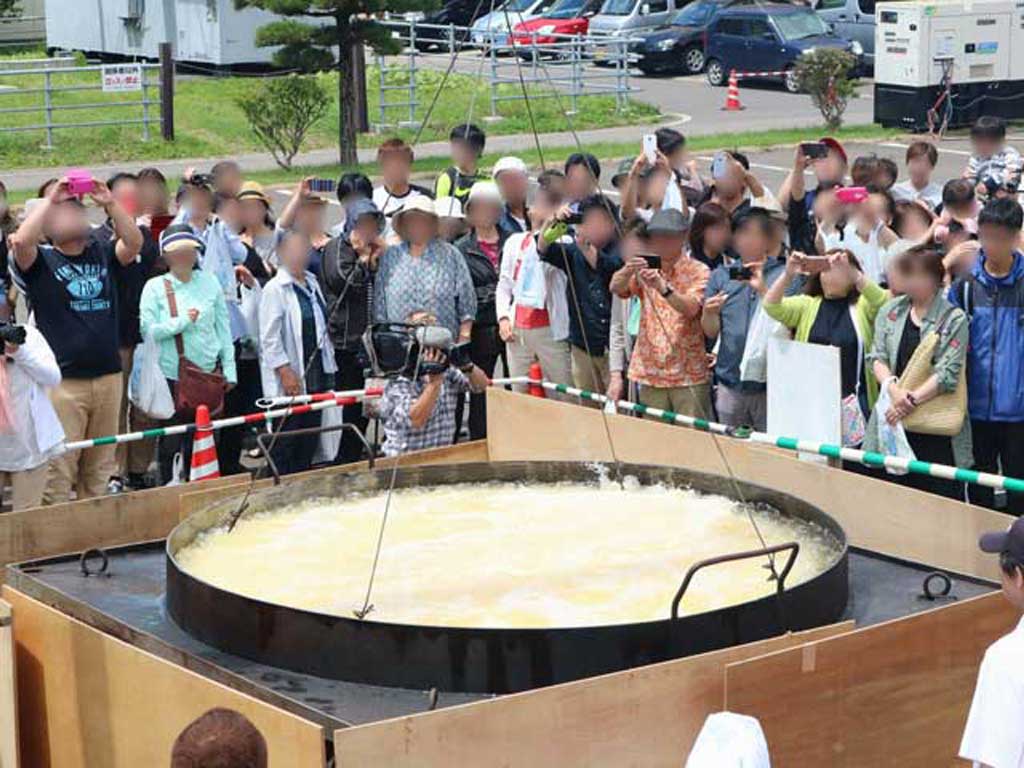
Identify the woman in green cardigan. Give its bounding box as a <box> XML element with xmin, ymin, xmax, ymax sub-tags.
<box><xmin>762</xmin><ymin>249</ymin><xmax>889</xmax><ymax>439</ymax></box>
<box><xmin>864</xmin><ymin>246</ymin><xmax>970</xmax><ymax>500</ymax></box>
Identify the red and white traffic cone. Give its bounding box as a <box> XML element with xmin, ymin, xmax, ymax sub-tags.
<box><xmin>723</xmin><ymin>70</ymin><xmax>744</xmax><ymax>111</ymax></box>
<box><xmin>527</xmin><ymin>362</ymin><xmax>546</xmax><ymax>399</ymax></box>
<box><xmin>189</xmin><ymin>404</ymin><xmax>220</xmax><ymax>482</ymax></box>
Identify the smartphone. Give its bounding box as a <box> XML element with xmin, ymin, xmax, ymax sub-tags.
<box><xmin>727</xmin><ymin>263</ymin><xmax>753</xmax><ymax>281</ymax></box>
<box><xmin>800</xmin><ymin>142</ymin><xmax>828</xmax><ymax>160</ymax></box>
<box><xmin>800</xmin><ymin>255</ymin><xmax>830</xmax><ymax>274</ymax></box>
<box><xmin>149</xmin><ymin>213</ymin><xmax>174</xmax><ymax>240</ymax></box>
<box><xmin>835</xmin><ymin>186</ymin><xmax>869</xmax><ymax>205</ymax></box>
<box><xmin>711</xmin><ymin>152</ymin><xmax>729</xmax><ymax>180</ymax></box>
<box><xmin>642</xmin><ymin>133</ymin><xmax>657</xmax><ymax>164</ymax></box>
<box><xmin>639</xmin><ymin>252</ymin><xmax>661</xmax><ymax>270</ymax></box>
<box><xmin>309</xmin><ymin>178</ymin><xmax>337</xmax><ymax>194</ymax></box>
<box><xmin>66</xmin><ymin>170</ymin><xmax>95</xmax><ymax>197</ymax></box>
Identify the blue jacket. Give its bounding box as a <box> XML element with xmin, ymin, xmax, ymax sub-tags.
<box><xmin>948</xmin><ymin>251</ymin><xmax>1024</xmax><ymax>422</ymax></box>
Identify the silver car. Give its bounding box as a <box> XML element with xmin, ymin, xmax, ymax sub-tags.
<box><xmin>471</xmin><ymin>0</ymin><xmax>560</xmax><ymax>46</ymax></box>
<box><xmin>812</xmin><ymin>0</ymin><xmax>876</xmax><ymax>67</ymax></box>
<box><xmin>588</xmin><ymin>0</ymin><xmax>683</xmax><ymax>39</ymax></box>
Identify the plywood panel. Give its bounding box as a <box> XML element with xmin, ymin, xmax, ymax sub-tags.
<box><xmin>334</xmin><ymin>622</ymin><xmax>853</xmax><ymax>768</ymax></box>
<box><xmin>486</xmin><ymin>390</ymin><xmax>1011</xmax><ymax>582</ymax></box>
<box><xmin>723</xmin><ymin>592</ymin><xmax>1017</xmax><ymax>767</ymax></box>
<box><xmin>4</xmin><ymin>587</ymin><xmax>325</xmax><ymax>768</ymax></box>
<box><xmin>0</xmin><ymin>599</ymin><xmax>18</xmax><ymax>768</ymax></box>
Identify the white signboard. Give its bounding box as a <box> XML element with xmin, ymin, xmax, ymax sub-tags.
<box><xmin>101</xmin><ymin>63</ymin><xmax>143</xmax><ymax>93</ymax></box>
<box><xmin>767</xmin><ymin>338</ymin><xmax>841</xmax><ymax>463</ymax></box>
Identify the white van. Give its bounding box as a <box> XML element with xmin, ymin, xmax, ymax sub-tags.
<box><xmin>813</xmin><ymin>0</ymin><xmax>876</xmax><ymax>66</ymax></box>
<box><xmin>587</xmin><ymin>0</ymin><xmax>683</xmax><ymax>40</ymax></box>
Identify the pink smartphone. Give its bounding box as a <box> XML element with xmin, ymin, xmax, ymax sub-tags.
<box><xmin>835</xmin><ymin>186</ymin><xmax>868</xmax><ymax>205</ymax></box>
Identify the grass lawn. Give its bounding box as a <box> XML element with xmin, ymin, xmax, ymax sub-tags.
<box><xmin>0</xmin><ymin>52</ymin><xmax>659</xmax><ymax>169</ymax></box>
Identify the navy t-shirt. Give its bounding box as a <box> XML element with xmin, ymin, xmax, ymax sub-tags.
<box><xmin>16</xmin><ymin>240</ymin><xmax>122</xmax><ymax>378</ymax></box>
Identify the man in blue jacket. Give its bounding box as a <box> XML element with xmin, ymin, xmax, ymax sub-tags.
<box><xmin>949</xmin><ymin>198</ymin><xmax>1024</xmax><ymax>515</ymax></box>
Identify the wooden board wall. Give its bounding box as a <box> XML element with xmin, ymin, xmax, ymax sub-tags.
<box><xmin>4</xmin><ymin>587</ymin><xmax>325</xmax><ymax>768</ymax></box>
<box><xmin>723</xmin><ymin>592</ymin><xmax>1018</xmax><ymax>767</ymax></box>
<box><xmin>486</xmin><ymin>390</ymin><xmax>1011</xmax><ymax>582</ymax></box>
<box><xmin>334</xmin><ymin>622</ymin><xmax>853</xmax><ymax>768</ymax></box>
<box><xmin>0</xmin><ymin>599</ymin><xmax>18</xmax><ymax>768</ymax></box>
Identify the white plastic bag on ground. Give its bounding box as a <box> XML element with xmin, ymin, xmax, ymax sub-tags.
<box><xmin>875</xmin><ymin>378</ymin><xmax>915</xmax><ymax>475</ymax></box>
<box><xmin>164</xmin><ymin>452</ymin><xmax>184</xmax><ymax>486</ymax></box>
<box><xmin>740</xmin><ymin>304</ymin><xmax>788</xmax><ymax>384</ymax></box>
<box><xmin>129</xmin><ymin>334</ymin><xmax>175</xmax><ymax>420</ymax></box>
<box><xmin>685</xmin><ymin>712</ymin><xmax>771</xmax><ymax>768</ymax></box>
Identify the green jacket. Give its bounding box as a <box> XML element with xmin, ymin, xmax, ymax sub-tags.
<box><xmin>862</xmin><ymin>293</ymin><xmax>972</xmax><ymax>466</ymax></box>
<box><xmin>763</xmin><ymin>280</ymin><xmax>889</xmax><ymax>408</ymax></box>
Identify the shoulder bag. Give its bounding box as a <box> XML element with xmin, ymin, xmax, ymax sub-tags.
<box><xmin>163</xmin><ymin>278</ymin><xmax>227</xmax><ymax>420</ymax></box>
<box><xmin>898</xmin><ymin>308</ymin><xmax>967</xmax><ymax>436</ymax></box>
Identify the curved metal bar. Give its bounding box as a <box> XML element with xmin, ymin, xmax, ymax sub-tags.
<box><xmin>922</xmin><ymin>571</ymin><xmax>954</xmax><ymax>601</ymax></box>
<box><xmin>79</xmin><ymin>548</ymin><xmax>109</xmax><ymax>577</ymax></box>
<box><xmin>255</xmin><ymin>422</ymin><xmax>375</xmax><ymax>487</ymax></box>
<box><xmin>671</xmin><ymin>541</ymin><xmax>800</xmax><ymax>621</ymax></box>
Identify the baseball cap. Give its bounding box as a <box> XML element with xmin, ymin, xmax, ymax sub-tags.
<box><xmin>979</xmin><ymin>517</ymin><xmax>1024</xmax><ymax>561</ymax></box>
<box><xmin>611</xmin><ymin>158</ymin><xmax>635</xmax><ymax>189</ymax></box>
<box><xmin>493</xmin><ymin>156</ymin><xmax>528</xmax><ymax>178</ymax></box>
<box><xmin>647</xmin><ymin>207</ymin><xmax>691</xmax><ymax>235</ymax></box>
<box><xmin>819</xmin><ymin>137</ymin><xmax>848</xmax><ymax>166</ymax></box>
<box><xmin>434</xmin><ymin>196</ymin><xmax>464</xmax><ymax>219</ymax></box>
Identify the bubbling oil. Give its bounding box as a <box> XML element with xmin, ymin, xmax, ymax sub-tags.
<box><xmin>175</xmin><ymin>479</ymin><xmax>841</xmax><ymax>629</ymax></box>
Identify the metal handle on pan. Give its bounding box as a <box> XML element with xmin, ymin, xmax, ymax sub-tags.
<box><xmin>670</xmin><ymin>541</ymin><xmax>800</xmax><ymax>621</ymax></box>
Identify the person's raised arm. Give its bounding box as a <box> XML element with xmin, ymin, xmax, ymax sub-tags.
<box><xmin>619</xmin><ymin>155</ymin><xmax>647</xmax><ymax>222</ymax></box>
<box><xmin>764</xmin><ymin>253</ymin><xmax>801</xmax><ymax>306</ymax></box>
<box><xmin>8</xmin><ymin>178</ymin><xmax>73</xmax><ymax>272</ymax></box>
<box><xmin>783</xmin><ymin>146</ymin><xmax>808</xmax><ymax>204</ymax></box>
<box><xmin>610</xmin><ymin>256</ymin><xmax>644</xmax><ymax>298</ymax></box>
<box><xmin>278</xmin><ymin>178</ymin><xmax>309</xmax><ymax>232</ymax></box>
<box><xmin>89</xmin><ymin>181</ymin><xmax>143</xmax><ymax>266</ymax></box>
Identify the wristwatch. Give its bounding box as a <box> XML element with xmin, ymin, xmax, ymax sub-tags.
<box><xmin>660</xmin><ymin>284</ymin><xmax>674</xmax><ymax>298</ymax></box>
<box><xmin>906</xmin><ymin>392</ymin><xmax>919</xmax><ymax>408</ymax></box>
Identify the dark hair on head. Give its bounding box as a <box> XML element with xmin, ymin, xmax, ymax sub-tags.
<box><xmin>170</xmin><ymin>708</ymin><xmax>268</xmax><ymax>768</ymax></box>
<box><xmin>867</xmin><ymin>185</ymin><xmax>896</xmax><ymax>222</ymax></box>
<box><xmin>689</xmin><ymin>202</ymin><xmax>731</xmax><ymax>253</ymax></box>
<box><xmin>942</xmin><ymin>178</ymin><xmax>976</xmax><ymax>208</ymax></box>
<box><xmin>336</xmin><ymin>172</ymin><xmax>373</xmax><ymax>204</ymax></box>
<box><xmin>905</xmin><ymin>141</ymin><xmax>938</xmax><ymax>167</ymax></box>
<box><xmin>37</xmin><ymin>178</ymin><xmax>58</xmax><ymax>199</ymax></box>
<box><xmin>851</xmin><ymin>155</ymin><xmax>879</xmax><ymax>187</ymax></box>
<box><xmin>732</xmin><ymin>206</ymin><xmax>770</xmax><ymax>235</ymax></box>
<box><xmin>1000</xmin><ymin>551</ymin><xmax>1024</xmax><ymax>578</ymax></box>
<box><xmin>875</xmin><ymin>157</ymin><xmax>899</xmax><ymax>187</ymax></box>
<box><xmin>979</xmin><ymin>197</ymin><xmax>1024</xmax><ymax>231</ymax></box>
<box><xmin>971</xmin><ymin>115</ymin><xmax>1007</xmax><ymax>141</ymax></box>
<box><xmin>565</xmin><ymin>152</ymin><xmax>601</xmax><ymax>181</ymax></box>
<box><xmin>803</xmin><ymin>249</ymin><xmax>863</xmax><ymax>303</ymax></box>
<box><xmin>377</xmin><ymin>136</ymin><xmax>414</xmax><ymax>162</ymax></box>
<box><xmin>578</xmin><ymin>193</ymin><xmax>617</xmax><ymax>221</ymax></box>
<box><xmin>622</xmin><ymin>216</ymin><xmax>648</xmax><ymax>238</ymax></box>
<box><xmin>211</xmin><ymin>160</ymin><xmax>240</xmax><ymax>179</ymax></box>
<box><xmin>655</xmin><ymin>127</ymin><xmax>686</xmax><ymax>156</ymax></box>
<box><xmin>449</xmin><ymin>123</ymin><xmax>486</xmax><ymax>154</ymax></box>
<box><xmin>106</xmin><ymin>171</ymin><xmax>138</xmax><ymax>191</ymax></box>
<box><xmin>896</xmin><ymin>245</ymin><xmax>945</xmax><ymax>285</ymax></box>
<box><xmin>893</xmin><ymin>200</ymin><xmax>935</xmax><ymax>236</ymax></box>
<box><xmin>137</xmin><ymin>166</ymin><xmax>167</xmax><ymax>185</ymax></box>
<box><xmin>726</xmin><ymin>150</ymin><xmax>749</xmax><ymax>171</ymax></box>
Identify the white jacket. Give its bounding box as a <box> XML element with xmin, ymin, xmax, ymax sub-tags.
<box><xmin>0</xmin><ymin>325</ymin><xmax>64</xmax><ymax>471</ymax></box>
<box><xmin>257</xmin><ymin>270</ymin><xmax>338</xmax><ymax>399</ymax></box>
<box><xmin>495</xmin><ymin>232</ymin><xmax>569</xmax><ymax>341</ymax></box>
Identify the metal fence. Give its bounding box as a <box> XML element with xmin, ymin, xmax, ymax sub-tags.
<box><xmin>375</xmin><ymin>21</ymin><xmax>635</xmax><ymax>131</ymax></box>
<box><xmin>0</xmin><ymin>14</ymin><xmax>45</xmax><ymax>48</ymax></box>
<box><xmin>0</xmin><ymin>47</ymin><xmax>175</xmax><ymax>148</ymax></box>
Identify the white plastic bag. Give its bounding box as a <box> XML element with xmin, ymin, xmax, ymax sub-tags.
<box><xmin>129</xmin><ymin>334</ymin><xmax>175</xmax><ymax>420</ymax></box>
<box><xmin>164</xmin><ymin>452</ymin><xmax>184</xmax><ymax>486</ymax></box>
<box><xmin>739</xmin><ymin>304</ymin><xmax>788</xmax><ymax>384</ymax></box>
<box><xmin>875</xmin><ymin>379</ymin><xmax>915</xmax><ymax>475</ymax></box>
<box><xmin>686</xmin><ymin>712</ymin><xmax>771</xmax><ymax>768</ymax></box>
<box><xmin>313</xmin><ymin>403</ymin><xmax>344</xmax><ymax>466</ymax></box>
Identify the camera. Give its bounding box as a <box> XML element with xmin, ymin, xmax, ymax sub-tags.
<box><xmin>0</xmin><ymin>322</ymin><xmax>27</xmax><ymax>347</ymax></box>
<box><xmin>363</xmin><ymin>323</ymin><xmax>473</xmax><ymax>379</ymax></box>
<box><xmin>727</xmin><ymin>264</ymin><xmax>753</xmax><ymax>281</ymax></box>
<box><xmin>186</xmin><ymin>173</ymin><xmax>214</xmax><ymax>188</ymax></box>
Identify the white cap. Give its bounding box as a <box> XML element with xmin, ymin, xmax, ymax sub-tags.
<box><xmin>492</xmin><ymin>156</ymin><xmax>528</xmax><ymax>177</ymax></box>
<box><xmin>466</xmin><ymin>180</ymin><xmax>503</xmax><ymax>208</ymax></box>
<box><xmin>434</xmin><ymin>196</ymin><xmax>464</xmax><ymax>219</ymax></box>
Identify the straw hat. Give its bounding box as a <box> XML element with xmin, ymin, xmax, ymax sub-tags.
<box><xmin>160</xmin><ymin>223</ymin><xmax>205</xmax><ymax>255</ymax></box>
<box><xmin>237</xmin><ymin>181</ymin><xmax>271</xmax><ymax>207</ymax></box>
<box><xmin>393</xmin><ymin>195</ymin><xmax>439</xmax><ymax>239</ymax></box>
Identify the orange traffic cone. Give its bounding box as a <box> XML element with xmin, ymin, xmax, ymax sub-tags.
<box><xmin>527</xmin><ymin>362</ymin><xmax>546</xmax><ymax>398</ymax></box>
<box><xmin>189</xmin><ymin>404</ymin><xmax>221</xmax><ymax>482</ymax></box>
<box><xmin>723</xmin><ymin>70</ymin><xmax>744</xmax><ymax>111</ymax></box>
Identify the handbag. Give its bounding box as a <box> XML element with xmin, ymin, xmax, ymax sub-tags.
<box><xmin>840</xmin><ymin>305</ymin><xmax>866</xmax><ymax>447</ymax></box>
<box><xmin>898</xmin><ymin>308</ymin><xmax>967</xmax><ymax>437</ymax></box>
<box><xmin>163</xmin><ymin>279</ymin><xmax>227</xmax><ymax>420</ymax></box>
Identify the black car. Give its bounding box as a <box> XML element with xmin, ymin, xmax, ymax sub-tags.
<box><xmin>632</xmin><ymin>0</ymin><xmax>733</xmax><ymax>75</ymax></box>
<box><xmin>413</xmin><ymin>0</ymin><xmax>495</xmax><ymax>51</ymax></box>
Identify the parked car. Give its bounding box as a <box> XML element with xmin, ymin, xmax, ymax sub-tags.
<box><xmin>472</xmin><ymin>0</ymin><xmax>560</xmax><ymax>47</ymax></box>
<box><xmin>587</xmin><ymin>0</ymin><xmax>684</xmax><ymax>41</ymax></box>
<box><xmin>511</xmin><ymin>0</ymin><xmax>605</xmax><ymax>55</ymax></box>
<box><xmin>631</xmin><ymin>0</ymin><xmax>733</xmax><ymax>75</ymax></box>
<box><xmin>704</xmin><ymin>4</ymin><xmax>863</xmax><ymax>93</ymax></box>
<box><xmin>414</xmin><ymin>0</ymin><xmax>495</xmax><ymax>51</ymax></box>
<box><xmin>812</xmin><ymin>0</ymin><xmax>876</xmax><ymax>68</ymax></box>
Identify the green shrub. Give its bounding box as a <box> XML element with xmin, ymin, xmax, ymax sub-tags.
<box><xmin>236</xmin><ymin>75</ymin><xmax>330</xmax><ymax>170</ymax></box>
<box><xmin>793</xmin><ymin>48</ymin><xmax>858</xmax><ymax>130</ymax></box>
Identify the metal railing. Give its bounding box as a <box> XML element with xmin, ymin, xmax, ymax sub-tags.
<box><xmin>0</xmin><ymin>51</ymin><xmax>174</xmax><ymax>148</ymax></box>
<box><xmin>375</xmin><ymin>21</ymin><xmax>636</xmax><ymax>130</ymax></box>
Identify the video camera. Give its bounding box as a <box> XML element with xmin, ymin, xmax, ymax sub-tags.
<box><xmin>363</xmin><ymin>323</ymin><xmax>473</xmax><ymax>379</ymax></box>
<box><xmin>0</xmin><ymin>322</ymin><xmax>27</xmax><ymax>347</ymax></box>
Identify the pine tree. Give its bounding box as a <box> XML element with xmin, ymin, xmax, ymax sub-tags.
<box><xmin>0</xmin><ymin>0</ymin><xmax>21</xmax><ymax>18</ymax></box>
<box><xmin>235</xmin><ymin>0</ymin><xmax>438</xmax><ymax>166</ymax></box>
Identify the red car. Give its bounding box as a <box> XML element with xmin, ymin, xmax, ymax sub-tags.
<box><xmin>511</xmin><ymin>0</ymin><xmax>603</xmax><ymax>52</ymax></box>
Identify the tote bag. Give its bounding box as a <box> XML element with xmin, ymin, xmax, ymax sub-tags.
<box><xmin>898</xmin><ymin>309</ymin><xmax>967</xmax><ymax>436</ymax></box>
